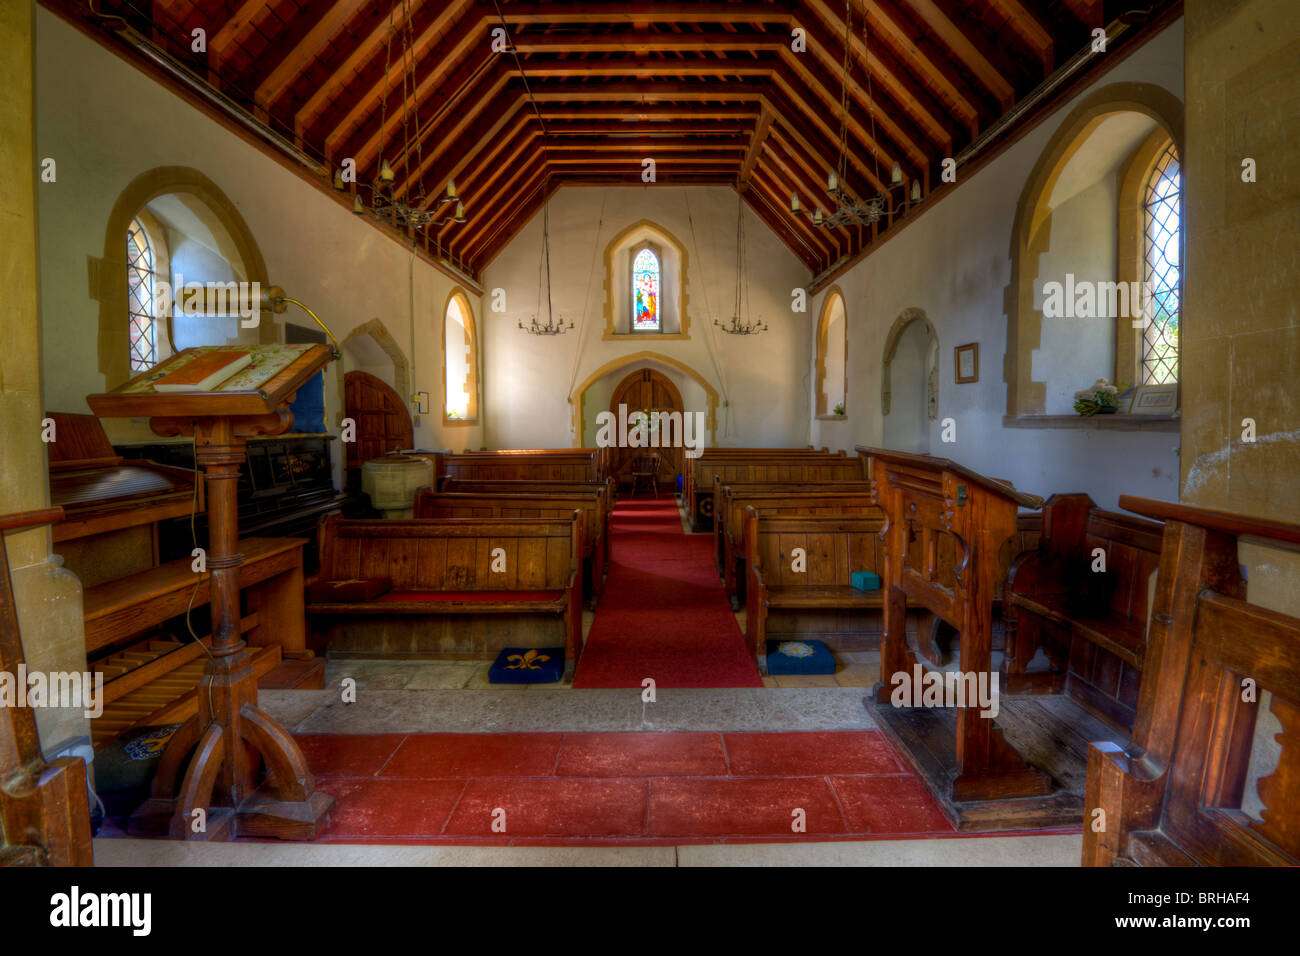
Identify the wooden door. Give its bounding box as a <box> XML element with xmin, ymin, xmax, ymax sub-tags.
<box><xmin>609</xmin><ymin>368</ymin><xmax>684</xmax><ymax>490</ymax></box>
<box><xmin>344</xmin><ymin>371</ymin><xmax>413</xmax><ymax>473</ymax></box>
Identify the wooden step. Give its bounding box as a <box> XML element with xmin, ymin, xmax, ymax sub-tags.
<box><xmin>259</xmin><ymin>656</ymin><xmax>326</xmax><ymax>690</ymax></box>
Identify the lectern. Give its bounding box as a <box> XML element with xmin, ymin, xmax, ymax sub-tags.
<box><xmin>88</xmin><ymin>344</ymin><xmax>334</xmax><ymax>840</ymax></box>
<box><xmin>858</xmin><ymin>447</ymin><xmax>1070</xmax><ymax>830</ymax></box>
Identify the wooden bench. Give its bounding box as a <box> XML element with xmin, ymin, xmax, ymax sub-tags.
<box><xmin>688</xmin><ymin>451</ymin><xmax>864</xmax><ymax>531</ymax></box>
<box><xmin>308</xmin><ymin>513</ymin><xmax>583</xmax><ymax>674</ymax></box>
<box><xmin>744</xmin><ymin>509</ymin><xmax>887</xmax><ymax>672</ymax></box>
<box><xmin>414</xmin><ymin>489</ymin><xmax>606</xmax><ymax>606</ymax></box>
<box><xmin>1005</xmin><ymin>493</ymin><xmax>1164</xmax><ymax>729</ymax></box>
<box><xmin>1084</xmin><ymin>496</ymin><xmax>1300</xmax><ymax>866</ymax></box>
<box><xmin>715</xmin><ymin>484</ymin><xmax>875</xmax><ymax>607</ymax></box>
<box><xmin>449</xmin><ymin>448</ymin><xmax>611</xmax><ymax>482</ymax></box>
<box><xmin>681</xmin><ymin>446</ymin><xmax>822</xmax><ymax>508</ymax></box>
<box><xmin>438</xmin><ymin>477</ymin><xmax>613</xmax><ymax>563</ymax></box>
<box><xmin>438</xmin><ymin>450</ymin><xmax>599</xmax><ymax>482</ymax></box>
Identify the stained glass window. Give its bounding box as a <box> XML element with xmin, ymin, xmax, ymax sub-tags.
<box><xmin>1142</xmin><ymin>144</ymin><xmax>1181</xmax><ymax>385</ymax></box>
<box><xmin>127</xmin><ymin>218</ymin><xmax>157</xmax><ymax>371</ymax></box>
<box><xmin>632</xmin><ymin>246</ymin><xmax>660</xmax><ymax>331</ymax></box>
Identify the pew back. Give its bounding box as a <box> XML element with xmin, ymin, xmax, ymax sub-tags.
<box><xmin>318</xmin><ymin>513</ymin><xmax>579</xmax><ymax>592</ymax></box>
<box><xmin>1084</xmin><ymin>496</ymin><xmax>1300</xmax><ymax>867</ymax></box>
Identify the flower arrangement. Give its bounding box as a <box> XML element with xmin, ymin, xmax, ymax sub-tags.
<box><xmin>1073</xmin><ymin>378</ymin><xmax>1124</xmax><ymax>416</ymax></box>
<box><xmin>833</xmin><ymin>401</ymin><xmax>845</xmax><ymax>416</ymax></box>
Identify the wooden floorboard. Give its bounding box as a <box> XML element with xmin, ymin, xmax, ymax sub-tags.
<box><xmin>870</xmin><ymin>692</ymin><xmax>1127</xmax><ymax>832</ymax></box>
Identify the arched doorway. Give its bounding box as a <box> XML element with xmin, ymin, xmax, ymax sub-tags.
<box><xmin>609</xmin><ymin>367</ymin><xmax>684</xmax><ymax>492</ymax></box>
<box><xmin>882</xmin><ymin>309</ymin><xmax>938</xmax><ymax>454</ymax></box>
<box><xmin>344</xmin><ymin>371</ymin><xmax>413</xmax><ymax>486</ymax></box>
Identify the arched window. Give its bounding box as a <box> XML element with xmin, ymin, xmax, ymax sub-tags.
<box><xmin>632</xmin><ymin>245</ymin><xmax>661</xmax><ymax>331</ymax></box>
<box><xmin>814</xmin><ymin>289</ymin><xmax>847</xmax><ymax>417</ymax></box>
<box><xmin>126</xmin><ymin>218</ymin><xmax>157</xmax><ymax>371</ymax></box>
<box><xmin>1141</xmin><ymin>143</ymin><xmax>1181</xmax><ymax>384</ymax></box>
<box><xmin>443</xmin><ymin>290</ymin><xmax>479</xmax><ymax>423</ymax></box>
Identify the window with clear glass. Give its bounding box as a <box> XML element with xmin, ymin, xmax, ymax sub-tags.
<box><xmin>1142</xmin><ymin>144</ymin><xmax>1181</xmax><ymax>384</ymax></box>
<box><xmin>632</xmin><ymin>246</ymin><xmax>661</xmax><ymax>332</ymax></box>
<box><xmin>127</xmin><ymin>218</ymin><xmax>157</xmax><ymax>371</ymax></box>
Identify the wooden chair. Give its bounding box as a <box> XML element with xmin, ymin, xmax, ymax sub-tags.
<box><xmin>1083</xmin><ymin>496</ymin><xmax>1300</xmax><ymax>867</ymax></box>
<box><xmin>630</xmin><ymin>453</ymin><xmax>661</xmax><ymax>498</ymax></box>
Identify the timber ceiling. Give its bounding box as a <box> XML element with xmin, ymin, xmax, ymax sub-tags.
<box><xmin>55</xmin><ymin>0</ymin><xmax>1179</xmax><ymax>282</ymax></box>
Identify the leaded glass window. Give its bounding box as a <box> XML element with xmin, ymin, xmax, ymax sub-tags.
<box><xmin>632</xmin><ymin>246</ymin><xmax>660</xmax><ymax>331</ymax></box>
<box><xmin>1142</xmin><ymin>144</ymin><xmax>1181</xmax><ymax>385</ymax></box>
<box><xmin>127</xmin><ymin>218</ymin><xmax>157</xmax><ymax>371</ymax></box>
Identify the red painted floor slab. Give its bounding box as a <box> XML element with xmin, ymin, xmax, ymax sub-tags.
<box><xmin>380</xmin><ymin>733</ymin><xmax>562</xmax><ymax>779</ymax></box>
<box><xmin>647</xmin><ymin>777</ymin><xmax>847</xmax><ymax>837</ymax></box>
<box><xmin>723</xmin><ymin>731</ymin><xmax>904</xmax><ymax>777</ymax></box>
<box><xmin>830</xmin><ymin>775</ymin><xmax>955</xmax><ymax>834</ymax></box>
<box><xmin>318</xmin><ymin>778</ymin><xmax>465</xmax><ymax>839</ymax></box>
<box><xmin>445</xmin><ymin>778</ymin><xmax>649</xmax><ymax>837</ymax></box>
<box><xmin>203</xmin><ymin>730</ymin><xmax>1055</xmax><ymax>844</ymax></box>
<box><xmin>556</xmin><ymin>732</ymin><xmax>728</xmax><ymax>777</ymax></box>
<box><xmin>294</xmin><ymin>734</ymin><xmax>406</xmax><ymax>778</ymax></box>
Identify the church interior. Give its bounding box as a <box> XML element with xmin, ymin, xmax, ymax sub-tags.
<box><xmin>2</xmin><ymin>0</ymin><xmax>1298</xmax><ymax>872</ymax></box>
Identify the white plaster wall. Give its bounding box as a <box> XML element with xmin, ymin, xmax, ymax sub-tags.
<box><xmin>806</xmin><ymin>20</ymin><xmax>1186</xmax><ymax>510</ymax></box>
<box><xmin>33</xmin><ymin>8</ymin><xmax>482</xmax><ymax>456</ymax></box>
<box><xmin>481</xmin><ymin>185</ymin><xmax>812</xmax><ymax>450</ymax></box>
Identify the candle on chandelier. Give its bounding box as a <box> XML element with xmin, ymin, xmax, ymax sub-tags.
<box><xmin>891</xmin><ymin>162</ymin><xmax>903</xmax><ymax>184</ymax></box>
<box><xmin>446</xmin><ymin>179</ymin><xmax>457</xmax><ymax>199</ymax></box>
<box><xmin>790</xmin><ymin>193</ymin><xmax>801</xmax><ymax>212</ymax></box>
<box><xmin>812</xmin><ymin>209</ymin><xmax>824</xmax><ymax>226</ymax></box>
<box><xmin>827</xmin><ymin>171</ymin><xmax>838</xmax><ymax>192</ymax></box>
<box><xmin>911</xmin><ymin>181</ymin><xmax>922</xmax><ymax>202</ymax></box>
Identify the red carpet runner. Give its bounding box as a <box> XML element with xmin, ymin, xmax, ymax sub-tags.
<box><xmin>573</xmin><ymin>496</ymin><xmax>762</xmax><ymax>688</ymax></box>
<box><xmin>289</xmin><ymin>731</ymin><xmax>970</xmax><ymax>845</ymax></box>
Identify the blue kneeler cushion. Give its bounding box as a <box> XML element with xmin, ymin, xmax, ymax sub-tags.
<box><xmin>851</xmin><ymin>571</ymin><xmax>882</xmax><ymax>591</ymax></box>
<box><xmin>489</xmin><ymin>647</ymin><xmax>566</xmax><ymax>684</ymax></box>
<box><xmin>765</xmin><ymin>639</ymin><xmax>837</xmax><ymax>675</ymax></box>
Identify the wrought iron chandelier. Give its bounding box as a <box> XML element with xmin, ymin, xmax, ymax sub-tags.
<box><xmin>349</xmin><ymin>0</ymin><xmax>464</xmax><ymax>232</ymax></box>
<box><xmin>716</xmin><ymin>189</ymin><xmax>767</xmax><ymax>335</ymax></box>
<box><xmin>790</xmin><ymin>0</ymin><xmax>921</xmax><ymax>229</ymax></box>
<box><xmin>520</xmin><ymin>197</ymin><xmax>573</xmax><ymax>336</ymax></box>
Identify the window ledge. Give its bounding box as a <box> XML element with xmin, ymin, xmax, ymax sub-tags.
<box><xmin>815</xmin><ymin>414</ymin><xmax>849</xmax><ymax>422</ymax></box>
<box><xmin>603</xmin><ymin>331</ymin><xmax>689</xmax><ymax>341</ymax></box>
<box><xmin>1002</xmin><ymin>414</ymin><xmax>1180</xmax><ymax>432</ymax></box>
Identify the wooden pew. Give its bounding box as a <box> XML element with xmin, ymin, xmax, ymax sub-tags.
<box><xmin>438</xmin><ymin>477</ymin><xmax>613</xmax><ymax>563</ymax></box>
<box><xmin>716</xmin><ymin>484</ymin><xmax>874</xmax><ymax>606</ymax></box>
<box><xmin>744</xmin><ymin>509</ymin><xmax>887</xmax><ymax>672</ymax></box>
<box><xmin>414</xmin><ymin>489</ymin><xmax>606</xmax><ymax>606</ymax></box>
<box><xmin>1004</xmin><ymin>493</ymin><xmax>1164</xmax><ymax>727</ymax></box>
<box><xmin>1084</xmin><ymin>496</ymin><xmax>1300</xmax><ymax>867</ymax></box>
<box><xmin>682</xmin><ymin>447</ymin><xmax>828</xmax><ymax>519</ymax></box>
<box><xmin>688</xmin><ymin>451</ymin><xmax>864</xmax><ymax>531</ymax></box>
<box><xmin>308</xmin><ymin>513</ymin><xmax>583</xmax><ymax>675</ymax></box>
<box><xmin>452</xmin><ymin>448</ymin><xmax>612</xmax><ymax>481</ymax></box>
<box><xmin>439</xmin><ymin>450</ymin><xmax>600</xmax><ymax>483</ymax></box>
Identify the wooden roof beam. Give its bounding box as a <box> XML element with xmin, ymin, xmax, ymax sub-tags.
<box><xmin>905</xmin><ymin>0</ymin><xmax>1017</xmax><ymax>108</ymax></box>
<box><xmin>303</xmin><ymin>0</ymin><xmax>480</xmax><ymax>149</ymax></box>
<box><xmin>737</xmin><ymin>106</ymin><xmax>775</xmax><ymax>191</ymax></box>
<box><xmin>253</xmin><ymin>0</ymin><xmax>371</xmax><ymax>115</ymax></box>
<box><xmin>741</xmin><ymin>181</ymin><xmax>827</xmax><ymax>273</ymax></box>
<box><xmin>984</xmin><ymin>0</ymin><xmax>1055</xmax><ymax>75</ymax></box>
<box><xmin>749</xmin><ymin>164</ymin><xmax>844</xmax><ymax>263</ymax></box>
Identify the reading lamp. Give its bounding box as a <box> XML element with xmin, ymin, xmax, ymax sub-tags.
<box><xmin>259</xmin><ymin>286</ymin><xmax>341</xmax><ymax>357</ymax></box>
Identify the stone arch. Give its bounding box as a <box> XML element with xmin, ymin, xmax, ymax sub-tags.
<box><xmin>602</xmin><ymin>218</ymin><xmax>691</xmax><ymax>339</ymax></box>
<box><xmin>815</xmin><ymin>286</ymin><xmax>848</xmax><ymax>417</ymax></box>
<box><xmin>96</xmin><ymin>166</ymin><xmax>271</xmax><ymax>389</ymax></box>
<box><xmin>1003</xmin><ymin>82</ymin><xmax>1184</xmax><ymax>416</ymax></box>
<box><xmin>882</xmin><ymin>308</ymin><xmax>938</xmax><ymax>420</ymax></box>
<box><xmin>341</xmin><ymin>318</ymin><xmax>411</xmax><ymax>399</ymax></box>
<box><xmin>570</xmin><ymin>351</ymin><xmax>718</xmax><ymax>445</ymax></box>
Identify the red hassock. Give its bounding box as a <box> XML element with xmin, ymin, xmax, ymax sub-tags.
<box><xmin>573</xmin><ymin>497</ymin><xmax>762</xmax><ymax>688</ymax></box>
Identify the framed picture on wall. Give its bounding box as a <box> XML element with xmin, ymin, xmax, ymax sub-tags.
<box><xmin>1130</xmin><ymin>383</ymin><xmax>1179</xmax><ymax>415</ymax></box>
<box><xmin>955</xmin><ymin>343</ymin><xmax>979</xmax><ymax>383</ymax></box>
